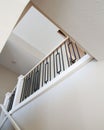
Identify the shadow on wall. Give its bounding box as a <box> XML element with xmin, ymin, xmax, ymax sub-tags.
<box><xmin>0</xmin><ymin>65</ymin><xmax>18</xmax><ymax>103</ymax></box>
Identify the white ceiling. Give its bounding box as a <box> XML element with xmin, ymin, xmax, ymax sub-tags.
<box><xmin>0</xmin><ymin>34</ymin><xmax>43</xmax><ymax>75</ymax></box>
<box><xmin>13</xmin><ymin>6</ymin><xmax>64</xmax><ymax>55</ymax></box>
<box><xmin>32</xmin><ymin>0</ymin><xmax>104</xmax><ymax>61</ymax></box>
<box><xmin>0</xmin><ymin>6</ymin><xmax>64</xmax><ymax>75</ymax></box>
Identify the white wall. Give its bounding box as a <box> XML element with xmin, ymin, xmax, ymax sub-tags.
<box><xmin>1</xmin><ymin>120</ymin><xmax>15</xmax><ymax>130</ymax></box>
<box><xmin>0</xmin><ymin>0</ymin><xmax>29</xmax><ymax>53</ymax></box>
<box><xmin>33</xmin><ymin>0</ymin><xmax>104</xmax><ymax>60</ymax></box>
<box><xmin>6</xmin><ymin>59</ymin><xmax>104</xmax><ymax>130</ymax></box>
<box><xmin>0</xmin><ymin>65</ymin><xmax>18</xmax><ymax>103</ymax></box>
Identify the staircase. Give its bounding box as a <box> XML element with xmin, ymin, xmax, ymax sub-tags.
<box><xmin>0</xmin><ymin>37</ymin><xmax>92</xmax><ymax>130</ymax></box>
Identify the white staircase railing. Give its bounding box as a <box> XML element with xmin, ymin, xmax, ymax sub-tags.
<box><xmin>0</xmin><ymin>37</ymin><xmax>90</xmax><ymax>128</ymax></box>
<box><xmin>3</xmin><ymin>37</ymin><xmax>86</xmax><ymax>110</ymax></box>
<box><xmin>19</xmin><ymin>37</ymin><xmax>86</xmax><ymax>103</ymax></box>
<box><xmin>0</xmin><ymin>104</ymin><xmax>21</xmax><ymax>130</ymax></box>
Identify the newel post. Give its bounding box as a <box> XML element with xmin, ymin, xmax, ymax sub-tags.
<box><xmin>12</xmin><ymin>75</ymin><xmax>24</xmax><ymax>108</ymax></box>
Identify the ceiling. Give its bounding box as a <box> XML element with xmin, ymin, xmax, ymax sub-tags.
<box><xmin>32</xmin><ymin>0</ymin><xmax>104</xmax><ymax>61</ymax></box>
<box><xmin>13</xmin><ymin>6</ymin><xmax>64</xmax><ymax>55</ymax></box>
<box><xmin>0</xmin><ymin>6</ymin><xmax>64</xmax><ymax>75</ymax></box>
<box><xmin>0</xmin><ymin>33</ymin><xmax>43</xmax><ymax>75</ymax></box>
